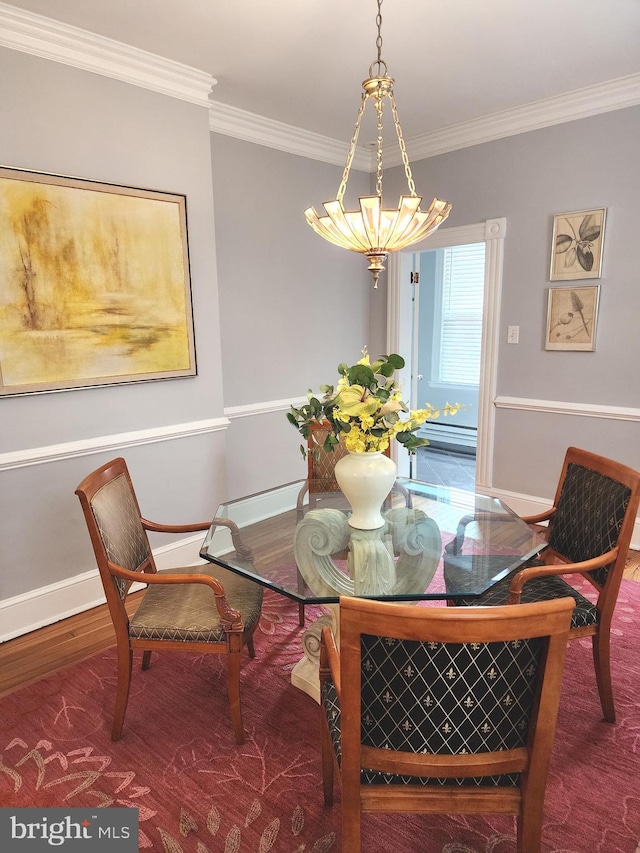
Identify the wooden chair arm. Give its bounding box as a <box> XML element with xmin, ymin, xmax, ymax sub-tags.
<box><xmin>520</xmin><ymin>506</ymin><xmax>557</xmax><ymax>525</ymax></box>
<box><xmin>507</xmin><ymin>547</ymin><xmax>618</xmax><ymax>603</ymax></box>
<box><xmin>141</xmin><ymin>518</ymin><xmax>210</xmax><ymax>534</ymax></box>
<box><xmin>108</xmin><ymin>562</ymin><xmax>243</xmax><ymax>631</ymax></box>
<box><xmin>200</xmin><ymin>517</ymin><xmax>254</xmax><ymax>562</ymax></box>
<box><xmin>320</xmin><ymin>625</ymin><xmax>341</xmax><ymax>700</ymax></box>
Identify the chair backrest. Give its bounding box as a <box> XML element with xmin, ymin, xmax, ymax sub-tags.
<box><xmin>306</xmin><ymin>421</ymin><xmax>390</xmax><ymax>493</ymax></box>
<box><xmin>76</xmin><ymin>458</ymin><xmax>156</xmax><ymax>617</ymax></box>
<box><xmin>546</xmin><ymin>447</ymin><xmax>640</xmax><ymax>591</ymax></box>
<box><xmin>334</xmin><ymin>595</ymin><xmax>573</xmax><ymax>788</ymax></box>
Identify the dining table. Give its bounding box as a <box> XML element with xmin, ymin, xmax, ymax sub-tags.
<box><xmin>199</xmin><ymin>476</ymin><xmax>547</xmax><ymax>700</ymax></box>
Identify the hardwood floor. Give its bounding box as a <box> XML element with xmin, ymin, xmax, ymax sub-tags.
<box><xmin>2</xmin><ymin>556</ymin><xmax>639</xmax><ymax>700</ymax></box>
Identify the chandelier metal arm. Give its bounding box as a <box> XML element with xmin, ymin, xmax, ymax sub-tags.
<box><xmin>337</xmin><ymin>92</ymin><xmax>367</xmax><ymax>204</ymax></box>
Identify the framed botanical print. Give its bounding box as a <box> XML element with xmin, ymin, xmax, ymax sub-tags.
<box><xmin>550</xmin><ymin>207</ymin><xmax>606</xmax><ymax>281</ymax></box>
<box><xmin>0</xmin><ymin>166</ymin><xmax>196</xmax><ymax>396</ymax></box>
<box><xmin>545</xmin><ymin>285</ymin><xmax>600</xmax><ymax>351</ymax></box>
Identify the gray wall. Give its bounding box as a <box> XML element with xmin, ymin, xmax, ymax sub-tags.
<box><xmin>0</xmin><ymin>47</ymin><xmax>226</xmax><ymax>600</ymax></box>
<box><xmin>0</xmin><ymin>46</ymin><xmax>373</xmax><ymax>613</ymax></box>
<box><xmin>2</xmin><ymin>33</ymin><xmax>639</xmax><ymax>628</ymax></box>
<box><xmin>210</xmin><ymin>133</ymin><xmax>372</xmax><ymax>498</ymax></box>
<box><xmin>378</xmin><ymin>106</ymin><xmax>640</xmax><ymax>499</ymax></box>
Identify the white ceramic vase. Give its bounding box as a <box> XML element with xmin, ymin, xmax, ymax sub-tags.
<box><xmin>334</xmin><ymin>450</ymin><xmax>398</xmax><ymax>530</ymax></box>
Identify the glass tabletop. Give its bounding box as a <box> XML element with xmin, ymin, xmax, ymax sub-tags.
<box><xmin>199</xmin><ymin>478</ymin><xmax>547</xmax><ymax>604</ymax></box>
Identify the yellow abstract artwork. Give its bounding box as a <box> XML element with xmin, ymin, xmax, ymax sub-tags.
<box><xmin>0</xmin><ymin>167</ymin><xmax>196</xmax><ymax>396</ymax></box>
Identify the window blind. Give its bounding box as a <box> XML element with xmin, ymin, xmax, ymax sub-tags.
<box><xmin>439</xmin><ymin>243</ymin><xmax>485</xmax><ymax>385</ymax></box>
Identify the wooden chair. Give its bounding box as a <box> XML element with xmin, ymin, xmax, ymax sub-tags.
<box><xmin>320</xmin><ymin>595</ymin><xmax>573</xmax><ymax>853</ymax></box>
<box><xmin>75</xmin><ymin>457</ymin><xmax>263</xmax><ymax>744</ymax></box>
<box><xmin>452</xmin><ymin>446</ymin><xmax>640</xmax><ymax>722</ymax></box>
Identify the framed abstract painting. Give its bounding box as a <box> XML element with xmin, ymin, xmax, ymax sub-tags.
<box><xmin>0</xmin><ymin>166</ymin><xmax>196</xmax><ymax>396</ymax></box>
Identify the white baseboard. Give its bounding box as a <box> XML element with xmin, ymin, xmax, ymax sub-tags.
<box><xmin>0</xmin><ymin>534</ymin><xmax>206</xmax><ymax>644</ymax></box>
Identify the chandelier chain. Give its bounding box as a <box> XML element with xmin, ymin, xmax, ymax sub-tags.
<box><xmin>337</xmin><ymin>92</ymin><xmax>367</xmax><ymax>203</ymax></box>
<box><xmin>375</xmin><ymin>92</ymin><xmax>385</xmax><ymax>198</ymax></box>
<box><xmin>375</xmin><ymin>0</ymin><xmax>383</xmax><ymax>64</ymax></box>
<box><xmin>390</xmin><ymin>94</ymin><xmax>417</xmax><ymax>197</ymax></box>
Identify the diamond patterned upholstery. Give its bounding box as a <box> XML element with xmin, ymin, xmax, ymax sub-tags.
<box><xmin>76</xmin><ymin>457</ymin><xmax>263</xmax><ymax>744</ymax></box>
<box><xmin>130</xmin><ymin>564</ymin><xmax>262</xmax><ymax>643</ymax></box>
<box><xmin>458</xmin><ymin>568</ymin><xmax>599</xmax><ymax>628</ymax></box>
<box><xmin>91</xmin><ymin>474</ymin><xmax>153</xmax><ymax>598</ymax></box>
<box><xmin>547</xmin><ymin>462</ymin><xmax>630</xmax><ymax>586</ymax></box>
<box><xmin>319</xmin><ymin>596</ymin><xmax>573</xmax><ymax>852</ymax></box>
<box><xmin>454</xmin><ymin>447</ymin><xmax>640</xmax><ymax>723</ymax></box>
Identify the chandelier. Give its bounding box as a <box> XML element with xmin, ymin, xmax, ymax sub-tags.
<box><xmin>304</xmin><ymin>0</ymin><xmax>452</xmax><ymax>287</ymax></box>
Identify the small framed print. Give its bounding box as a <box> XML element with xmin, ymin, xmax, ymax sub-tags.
<box><xmin>550</xmin><ymin>207</ymin><xmax>606</xmax><ymax>281</ymax></box>
<box><xmin>545</xmin><ymin>285</ymin><xmax>600</xmax><ymax>351</ymax></box>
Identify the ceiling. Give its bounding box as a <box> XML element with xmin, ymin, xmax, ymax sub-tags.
<box><xmin>4</xmin><ymin>0</ymin><xmax>640</xmax><ymax>145</ymax></box>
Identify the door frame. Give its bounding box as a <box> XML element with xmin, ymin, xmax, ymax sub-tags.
<box><xmin>386</xmin><ymin>217</ymin><xmax>507</xmax><ymax>490</ymax></box>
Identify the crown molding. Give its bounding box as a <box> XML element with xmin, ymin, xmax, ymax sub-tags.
<box><xmin>2</xmin><ymin>2</ymin><xmax>638</xmax><ymax>164</ymax></box>
<box><xmin>210</xmin><ymin>73</ymin><xmax>640</xmax><ymax>170</ymax></box>
<box><xmin>209</xmin><ymin>100</ymin><xmax>371</xmax><ymax>171</ymax></box>
<box><xmin>0</xmin><ymin>1</ymin><xmax>215</xmax><ymax>106</ymax></box>
<box><xmin>390</xmin><ymin>73</ymin><xmax>640</xmax><ymax>166</ymax></box>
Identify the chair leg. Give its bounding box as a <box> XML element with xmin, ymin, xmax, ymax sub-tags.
<box><xmin>341</xmin><ymin>792</ymin><xmax>362</xmax><ymax>853</ymax></box>
<box><xmin>298</xmin><ymin>603</ymin><xmax>305</xmax><ymax>627</ymax></box>
<box><xmin>227</xmin><ymin>647</ymin><xmax>246</xmax><ymax>745</ymax></box>
<box><xmin>141</xmin><ymin>650</ymin><xmax>152</xmax><ymax>670</ymax></box>
<box><xmin>246</xmin><ymin>635</ymin><xmax>256</xmax><ymax>659</ymax></box>
<box><xmin>592</xmin><ymin>630</ymin><xmax>615</xmax><ymax>723</ymax></box>
<box><xmin>320</xmin><ymin>717</ymin><xmax>334</xmax><ymax>806</ymax></box>
<box><xmin>112</xmin><ymin>644</ymin><xmax>133</xmax><ymax>741</ymax></box>
<box><xmin>516</xmin><ymin>800</ymin><xmax>545</xmax><ymax>853</ymax></box>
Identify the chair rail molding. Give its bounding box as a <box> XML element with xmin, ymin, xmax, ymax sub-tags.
<box><xmin>0</xmin><ymin>1</ymin><xmax>214</xmax><ymax>106</ymax></box>
<box><xmin>224</xmin><ymin>396</ymin><xmax>306</xmax><ymax>420</ymax></box>
<box><xmin>494</xmin><ymin>396</ymin><xmax>640</xmax><ymax>421</ymax></box>
<box><xmin>0</xmin><ymin>418</ymin><xmax>229</xmax><ymax>472</ymax></box>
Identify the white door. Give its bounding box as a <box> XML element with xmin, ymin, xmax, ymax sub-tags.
<box><xmin>412</xmin><ymin>241</ymin><xmax>485</xmax><ymax>458</ymax></box>
<box><xmin>386</xmin><ymin>218</ymin><xmax>507</xmax><ymax>489</ymax></box>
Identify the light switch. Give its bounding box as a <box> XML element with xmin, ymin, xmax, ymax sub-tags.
<box><xmin>507</xmin><ymin>325</ymin><xmax>519</xmax><ymax>344</ymax></box>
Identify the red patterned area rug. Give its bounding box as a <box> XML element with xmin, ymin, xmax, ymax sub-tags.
<box><xmin>1</xmin><ymin>581</ymin><xmax>639</xmax><ymax>853</ymax></box>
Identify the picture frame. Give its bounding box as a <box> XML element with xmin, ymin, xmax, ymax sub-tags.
<box><xmin>0</xmin><ymin>166</ymin><xmax>196</xmax><ymax>397</ymax></box>
<box><xmin>545</xmin><ymin>285</ymin><xmax>600</xmax><ymax>351</ymax></box>
<box><xmin>550</xmin><ymin>207</ymin><xmax>606</xmax><ymax>281</ymax></box>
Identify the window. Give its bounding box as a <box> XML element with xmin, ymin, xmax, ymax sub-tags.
<box><xmin>435</xmin><ymin>243</ymin><xmax>485</xmax><ymax>385</ymax></box>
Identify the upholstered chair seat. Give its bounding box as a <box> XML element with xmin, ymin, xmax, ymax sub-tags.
<box><xmin>457</xmin><ymin>566</ymin><xmax>600</xmax><ymax>629</ymax></box>
<box><xmin>129</xmin><ymin>564</ymin><xmax>263</xmax><ymax>643</ymax></box>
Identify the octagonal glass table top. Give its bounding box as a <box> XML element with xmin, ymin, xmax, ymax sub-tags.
<box><xmin>199</xmin><ymin>478</ymin><xmax>546</xmax><ymax>604</ymax></box>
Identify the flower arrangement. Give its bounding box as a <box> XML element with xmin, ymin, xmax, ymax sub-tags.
<box><xmin>287</xmin><ymin>349</ymin><xmax>459</xmax><ymax>457</ymax></box>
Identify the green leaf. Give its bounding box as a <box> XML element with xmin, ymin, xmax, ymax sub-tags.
<box><xmin>387</xmin><ymin>353</ymin><xmax>405</xmax><ymax>369</ymax></box>
<box><xmin>348</xmin><ymin>364</ymin><xmax>375</xmax><ymax>386</ymax></box>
